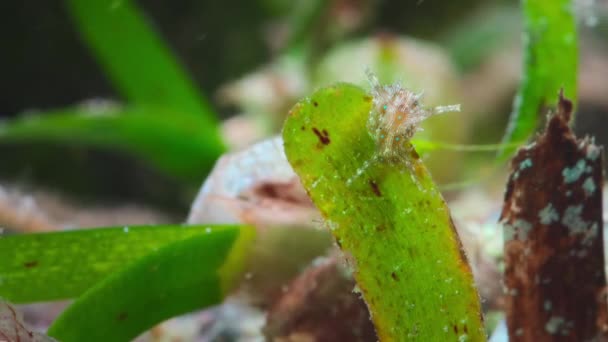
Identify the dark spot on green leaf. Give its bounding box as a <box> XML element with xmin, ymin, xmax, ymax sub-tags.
<box><xmin>312</xmin><ymin>127</ymin><xmax>330</xmax><ymax>145</ymax></box>
<box><xmin>117</xmin><ymin>312</ymin><xmax>128</xmax><ymax>321</ymax></box>
<box><xmin>369</xmin><ymin>180</ymin><xmax>382</xmax><ymax>197</ymax></box>
<box><xmin>376</xmin><ymin>224</ymin><xmax>386</xmax><ymax>232</ymax></box>
<box><xmin>453</xmin><ymin>325</ymin><xmax>458</xmax><ymax>334</ymax></box>
<box><xmin>313</xmin><ymin>101</ymin><xmax>319</xmax><ymax>107</ymax></box>
<box><xmin>24</xmin><ymin>261</ymin><xmax>38</xmax><ymax>268</ymax></box>
<box><xmin>391</xmin><ymin>272</ymin><xmax>399</xmax><ymax>281</ymax></box>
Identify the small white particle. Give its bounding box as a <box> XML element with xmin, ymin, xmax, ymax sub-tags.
<box><xmin>459</xmin><ymin>334</ymin><xmax>469</xmax><ymax>342</ymax></box>
<box><xmin>539</xmin><ymin>203</ymin><xmax>559</xmax><ymax>225</ymax></box>
<box><xmin>545</xmin><ymin>316</ymin><xmax>565</xmax><ymax>334</ymax></box>
<box><xmin>123</xmin><ymin>226</ymin><xmax>129</xmax><ymax>233</ymax></box>
<box><xmin>583</xmin><ymin>177</ymin><xmax>596</xmax><ymax>196</ymax></box>
<box><xmin>582</xmin><ymin>223</ymin><xmax>599</xmax><ymax>246</ymax></box>
<box><xmin>514</xmin><ymin>219</ymin><xmax>533</xmax><ymax>239</ymax></box>
<box><xmin>562</xmin><ymin>160</ymin><xmax>587</xmax><ymax>184</ymax></box>
<box><xmin>503</xmin><ymin>222</ymin><xmax>515</xmax><ymax>241</ymax></box>
<box><xmin>205</xmin><ymin>227</ymin><xmax>212</xmax><ymax>234</ymax></box>
<box><xmin>562</xmin><ymin>205</ymin><xmax>588</xmax><ymax>234</ymax></box>
<box><xmin>515</xmin><ymin>328</ymin><xmax>524</xmax><ymax>336</ymax></box>
<box><xmin>520</xmin><ymin>158</ymin><xmax>533</xmax><ymax>170</ymax></box>
<box><xmin>443</xmin><ymin>325</ymin><xmax>448</xmax><ymax>333</ymax></box>
<box><xmin>544</xmin><ymin>300</ymin><xmax>552</xmax><ymax>311</ymax></box>
<box><xmin>513</xmin><ymin>171</ymin><xmax>521</xmax><ymax>180</ymax></box>
<box><xmin>586</xmin><ymin>144</ymin><xmax>600</xmax><ymax>161</ymax></box>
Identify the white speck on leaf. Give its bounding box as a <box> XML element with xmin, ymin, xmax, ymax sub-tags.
<box><xmin>583</xmin><ymin>177</ymin><xmax>596</xmax><ymax>196</ymax></box>
<box><xmin>519</xmin><ymin>158</ymin><xmax>533</xmax><ymax>170</ymax></box>
<box><xmin>562</xmin><ymin>160</ymin><xmax>588</xmax><ymax>184</ymax></box>
<box><xmin>561</xmin><ymin>205</ymin><xmax>588</xmax><ymax>234</ymax></box>
<box><xmin>513</xmin><ymin>219</ymin><xmax>533</xmax><ymax>239</ymax></box>
<box><xmin>545</xmin><ymin>316</ymin><xmax>565</xmax><ymax>334</ymax></box>
<box><xmin>539</xmin><ymin>203</ymin><xmax>559</xmax><ymax>225</ymax></box>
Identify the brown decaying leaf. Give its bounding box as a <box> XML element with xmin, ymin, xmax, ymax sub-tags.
<box><xmin>500</xmin><ymin>91</ymin><xmax>608</xmax><ymax>341</ymax></box>
<box><xmin>264</xmin><ymin>256</ymin><xmax>377</xmax><ymax>342</ymax></box>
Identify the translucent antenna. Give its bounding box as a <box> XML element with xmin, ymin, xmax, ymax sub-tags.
<box><xmin>433</xmin><ymin>104</ymin><xmax>461</xmax><ymax>115</ymax></box>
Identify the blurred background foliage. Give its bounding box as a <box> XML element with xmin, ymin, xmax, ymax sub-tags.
<box><xmin>1</xmin><ymin>0</ymin><xmax>607</xmax><ymax>214</ymax></box>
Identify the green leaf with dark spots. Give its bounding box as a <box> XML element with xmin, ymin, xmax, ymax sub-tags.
<box><xmin>0</xmin><ymin>224</ymin><xmax>253</xmax><ymax>303</ymax></box>
<box><xmin>283</xmin><ymin>84</ymin><xmax>484</xmax><ymax>341</ymax></box>
<box><xmin>46</xmin><ymin>225</ymin><xmax>255</xmax><ymax>342</ymax></box>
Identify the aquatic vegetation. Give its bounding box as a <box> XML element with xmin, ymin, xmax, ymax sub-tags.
<box><xmin>499</xmin><ymin>0</ymin><xmax>578</xmax><ymax>158</ymax></box>
<box><xmin>0</xmin><ymin>0</ymin><xmax>599</xmax><ymax>340</ymax></box>
<box><xmin>282</xmin><ymin>83</ymin><xmax>484</xmax><ymax>341</ymax></box>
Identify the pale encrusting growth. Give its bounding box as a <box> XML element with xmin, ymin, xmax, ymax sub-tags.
<box><xmin>365</xmin><ymin>69</ymin><xmax>460</xmax><ymax>163</ymax></box>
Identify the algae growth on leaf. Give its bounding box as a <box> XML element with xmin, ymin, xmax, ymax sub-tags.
<box><xmin>282</xmin><ymin>82</ymin><xmax>485</xmax><ymax>341</ymax></box>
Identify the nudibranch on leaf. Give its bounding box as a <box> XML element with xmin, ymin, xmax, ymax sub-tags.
<box><xmin>366</xmin><ymin>69</ymin><xmax>460</xmax><ymax>163</ymax></box>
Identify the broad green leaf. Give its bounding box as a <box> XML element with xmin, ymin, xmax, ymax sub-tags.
<box><xmin>283</xmin><ymin>84</ymin><xmax>484</xmax><ymax>341</ymax></box>
<box><xmin>499</xmin><ymin>0</ymin><xmax>577</xmax><ymax>158</ymax></box>
<box><xmin>65</xmin><ymin>0</ymin><xmax>219</xmax><ymax>126</ymax></box>
<box><xmin>47</xmin><ymin>225</ymin><xmax>255</xmax><ymax>342</ymax></box>
<box><xmin>0</xmin><ymin>105</ymin><xmax>222</xmax><ymax>183</ymax></box>
<box><xmin>0</xmin><ymin>224</ymin><xmax>253</xmax><ymax>303</ymax></box>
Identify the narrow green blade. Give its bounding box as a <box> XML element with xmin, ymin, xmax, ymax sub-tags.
<box><xmin>0</xmin><ymin>224</ymin><xmax>252</xmax><ymax>303</ymax></box>
<box><xmin>65</xmin><ymin>0</ymin><xmax>219</xmax><ymax>126</ymax></box>
<box><xmin>283</xmin><ymin>84</ymin><xmax>484</xmax><ymax>341</ymax></box>
<box><xmin>499</xmin><ymin>0</ymin><xmax>577</xmax><ymax>158</ymax></box>
<box><xmin>47</xmin><ymin>225</ymin><xmax>254</xmax><ymax>342</ymax></box>
<box><xmin>0</xmin><ymin>105</ymin><xmax>222</xmax><ymax>183</ymax></box>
